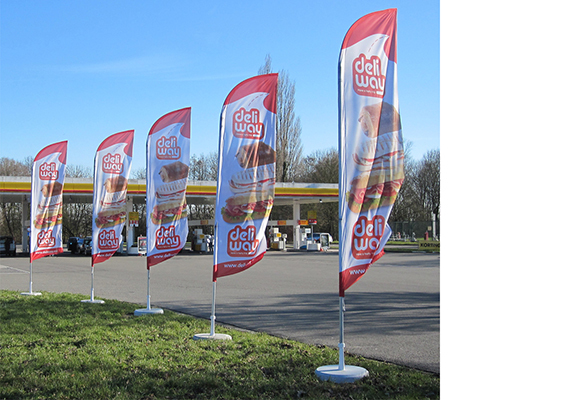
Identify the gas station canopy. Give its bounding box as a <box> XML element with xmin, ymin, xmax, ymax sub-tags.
<box><xmin>1</xmin><ymin>176</ymin><xmax>338</xmax><ymax>251</ymax></box>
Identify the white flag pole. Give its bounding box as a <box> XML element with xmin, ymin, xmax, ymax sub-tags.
<box><xmin>193</xmin><ymin>278</ymin><xmax>231</xmax><ymax>341</ymax></box>
<box><xmin>81</xmin><ymin>262</ymin><xmax>104</xmax><ymax>304</ymax></box>
<box><xmin>21</xmin><ymin>261</ymin><xmax>41</xmax><ymax>296</ymax></box>
<box><xmin>338</xmin><ymin>296</ymin><xmax>346</xmax><ymax>370</ymax></box>
<box><xmin>194</xmin><ymin>222</ymin><xmax>231</xmax><ymax>340</ymax></box>
<box><xmin>135</xmin><ymin>266</ymin><xmax>163</xmax><ymax>315</ymax></box>
<box><xmin>315</xmin><ymin>297</ymin><xmax>368</xmax><ymax>383</ymax></box>
<box><xmin>315</xmin><ymin>212</ymin><xmax>368</xmax><ymax>383</ymax></box>
<box><xmin>210</xmin><ymin>281</ymin><xmax>217</xmax><ymax>336</ymax></box>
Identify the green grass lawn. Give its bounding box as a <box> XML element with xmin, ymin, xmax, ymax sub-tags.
<box><xmin>0</xmin><ymin>291</ymin><xmax>439</xmax><ymax>399</ymax></box>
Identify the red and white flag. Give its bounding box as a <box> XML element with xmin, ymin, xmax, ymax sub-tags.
<box><xmin>30</xmin><ymin>141</ymin><xmax>68</xmax><ymax>262</ymax></box>
<box><xmin>91</xmin><ymin>130</ymin><xmax>134</xmax><ymax>266</ymax></box>
<box><xmin>146</xmin><ymin>108</ymin><xmax>191</xmax><ymax>268</ymax></box>
<box><xmin>213</xmin><ymin>74</ymin><xmax>278</xmax><ymax>281</ymax></box>
<box><xmin>338</xmin><ymin>9</ymin><xmax>404</xmax><ymax>296</ymax></box>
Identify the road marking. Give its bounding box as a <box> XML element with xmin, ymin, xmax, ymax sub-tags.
<box><xmin>0</xmin><ymin>265</ymin><xmax>27</xmax><ymax>274</ymax></box>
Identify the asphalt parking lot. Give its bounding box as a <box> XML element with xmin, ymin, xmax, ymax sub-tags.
<box><xmin>0</xmin><ymin>249</ymin><xmax>439</xmax><ymax>374</ymax></box>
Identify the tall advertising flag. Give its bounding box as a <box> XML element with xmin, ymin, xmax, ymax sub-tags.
<box><xmin>92</xmin><ymin>130</ymin><xmax>134</xmax><ymax>266</ymax></box>
<box><xmin>30</xmin><ymin>141</ymin><xmax>68</xmax><ymax>262</ymax></box>
<box><xmin>317</xmin><ymin>9</ymin><xmax>402</xmax><ymax>382</ymax></box>
<box><xmin>213</xmin><ymin>73</ymin><xmax>278</xmax><ymax>281</ymax></box>
<box><xmin>137</xmin><ymin>108</ymin><xmax>190</xmax><ymax>315</ymax></box>
<box><xmin>338</xmin><ymin>9</ymin><xmax>403</xmax><ymax>297</ymax></box>
<box><xmin>23</xmin><ymin>141</ymin><xmax>67</xmax><ymax>296</ymax></box>
<box><xmin>146</xmin><ymin>108</ymin><xmax>191</xmax><ymax>268</ymax></box>
<box><xmin>193</xmin><ymin>74</ymin><xmax>277</xmax><ymax>340</ymax></box>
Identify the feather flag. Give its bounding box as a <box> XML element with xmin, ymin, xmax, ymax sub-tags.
<box><xmin>146</xmin><ymin>108</ymin><xmax>191</xmax><ymax>268</ymax></box>
<box><xmin>338</xmin><ymin>8</ymin><xmax>404</xmax><ymax>296</ymax></box>
<box><xmin>92</xmin><ymin>130</ymin><xmax>134</xmax><ymax>266</ymax></box>
<box><xmin>30</xmin><ymin>141</ymin><xmax>68</xmax><ymax>262</ymax></box>
<box><xmin>213</xmin><ymin>74</ymin><xmax>278</xmax><ymax>281</ymax></box>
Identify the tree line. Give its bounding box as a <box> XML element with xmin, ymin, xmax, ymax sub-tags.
<box><xmin>0</xmin><ymin>145</ymin><xmax>439</xmax><ymax>243</ymax></box>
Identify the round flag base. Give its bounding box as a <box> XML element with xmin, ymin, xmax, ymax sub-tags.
<box><xmin>134</xmin><ymin>308</ymin><xmax>164</xmax><ymax>316</ymax></box>
<box><xmin>81</xmin><ymin>299</ymin><xmax>105</xmax><ymax>304</ymax></box>
<box><xmin>193</xmin><ymin>333</ymin><xmax>232</xmax><ymax>341</ymax></box>
<box><xmin>20</xmin><ymin>292</ymin><xmax>42</xmax><ymax>296</ymax></box>
<box><xmin>315</xmin><ymin>365</ymin><xmax>369</xmax><ymax>383</ymax></box>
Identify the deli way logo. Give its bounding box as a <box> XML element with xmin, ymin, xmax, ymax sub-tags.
<box><xmin>233</xmin><ymin>108</ymin><xmax>264</xmax><ymax>140</ymax></box>
<box><xmin>102</xmin><ymin>153</ymin><xmax>124</xmax><ymax>174</ymax></box>
<box><xmin>97</xmin><ymin>230</ymin><xmax>119</xmax><ymax>251</ymax></box>
<box><xmin>352</xmin><ymin>54</ymin><xmax>386</xmax><ymax>98</ymax></box>
<box><xmin>39</xmin><ymin>162</ymin><xmax>59</xmax><ymax>180</ymax></box>
<box><xmin>351</xmin><ymin>215</ymin><xmax>385</xmax><ymax>259</ymax></box>
<box><xmin>227</xmin><ymin>225</ymin><xmax>259</xmax><ymax>257</ymax></box>
<box><xmin>156</xmin><ymin>135</ymin><xmax>181</xmax><ymax>160</ymax></box>
<box><xmin>155</xmin><ymin>225</ymin><xmax>180</xmax><ymax>250</ymax></box>
<box><xmin>37</xmin><ymin>229</ymin><xmax>56</xmax><ymax>248</ymax></box>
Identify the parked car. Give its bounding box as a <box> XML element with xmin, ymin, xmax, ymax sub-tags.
<box><xmin>68</xmin><ymin>237</ymin><xmax>83</xmax><ymax>254</ymax></box>
<box><xmin>301</xmin><ymin>232</ymin><xmax>333</xmax><ymax>249</ymax></box>
<box><xmin>83</xmin><ymin>238</ymin><xmax>92</xmax><ymax>256</ymax></box>
<box><xmin>0</xmin><ymin>236</ymin><xmax>17</xmax><ymax>257</ymax></box>
<box><xmin>311</xmin><ymin>233</ymin><xmax>333</xmax><ymax>246</ymax></box>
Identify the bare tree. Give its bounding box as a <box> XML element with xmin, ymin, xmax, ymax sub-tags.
<box><xmin>414</xmin><ymin>149</ymin><xmax>440</xmax><ymax>218</ymax></box>
<box><xmin>258</xmin><ymin>54</ymin><xmax>303</xmax><ymax>182</ymax></box>
<box><xmin>62</xmin><ymin>164</ymin><xmax>93</xmax><ymax>238</ymax></box>
<box><xmin>392</xmin><ymin>147</ymin><xmax>440</xmax><ymax>222</ymax></box>
<box><xmin>0</xmin><ymin>157</ymin><xmax>30</xmax><ymax>176</ymax></box>
<box><xmin>65</xmin><ymin>164</ymin><xmax>92</xmax><ymax>178</ymax></box>
<box><xmin>295</xmin><ymin>148</ymin><xmax>339</xmax><ymax>239</ymax></box>
<box><xmin>131</xmin><ymin>167</ymin><xmax>147</xmax><ymax>180</ymax></box>
<box><xmin>189</xmin><ymin>151</ymin><xmax>218</xmax><ymax>181</ymax></box>
<box><xmin>188</xmin><ymin>152</ymin><xmax>217</xmax><ymax>226</ymax></box>
<box><xmin>391</xmin><ymin>140</ymin><xmax>419</xmax><ymax>221</ymax></box>
<box><xmin>298</xmin><ymin>148</ymin><xmax>338</xmax><ymax>184</ymax></box>
<box><xmin>0</xmin><ymin>158</ymin><xmax>30</xmax><ymax>238</ymax></box>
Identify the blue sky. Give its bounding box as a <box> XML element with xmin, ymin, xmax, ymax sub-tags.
<box><xmin>0</xmin><ymin>0</ymin><xmax>439</xmax><ymax>172</ymax></box>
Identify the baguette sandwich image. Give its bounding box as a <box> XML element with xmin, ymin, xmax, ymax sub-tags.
<box><xmin>229</xmin><ymin>164</ymin><xmax>275</xmax><ymax>194</ymax></box>
<box><xmin>346</xmin><ymin>168</ymin><xmax>405</xmax><ymax>214</ymax></box>
<box><xmin>150</xmin><ymin>194</ymin><xmax>188</xmax><ymax>225</ymax></box>
<box><xmin>221</xmin><ymin>191</ymin><xmax>274</xmax><ymax>224</ymax></box>
<box><xmin>358</xmin><ymin>101</ymin><xmax>401</xmax><ymax>138</ymax></box>
<box><xmin>159</xmin><ymin>161</ymin><xmax>189</xmax><ymax>183</ymax></box>
<box><xmin>95</xmin><ymin>176</ymin><xmax>128</xmax><ymax>229</ymax></box>
<box><xmin>151</xmin><ymin>161</ymin><xmax>189</xmax><ymax>225</ymax></box>
<box><xmin>34</xmin><ymin>181</ymin><xmax>63</xmax><ymax>229</ymax></box>
<box><xmin>353</xmin><ymin>133</ymin><xmax>403</xmax><ymax>171</ymax></box>
<box><xmin>235</xmin><ymin>142</ymin><xmax>276</xmax><ymax>169</ymax></box>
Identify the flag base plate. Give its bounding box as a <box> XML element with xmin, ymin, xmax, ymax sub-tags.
<box><xmin>315</xmin><ymin>365</ymin><xmax>369</xmax><ymax>383</ymax></box>
<box><xmin>20</xmin><ymin>292</ymin><xmax>42</xmax><ymax>296</ymax></box>
<box><xmin>134</xmin><ymin>308</ymin><xmax>164</xmax><ymax>316</ymax></box>
<box><xmin>81</xmin><ymin>299</ymin><xmax>105</xmax><ymax>304</ymax></box>
<box><xmin>193</xmin><ymin>333</ymin><xmax>232</xmax><ymax>341</ymax></box>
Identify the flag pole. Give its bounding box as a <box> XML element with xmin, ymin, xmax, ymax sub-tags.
<box><xmin>147</xmin><ymin>268</ymin><xmax>151</xmax><ymax>309</ymax></box>
<box><xmin>81</xmin><ymin>261</ymin><xmax>104</xmax><ymax>304</ymax></box>
<box><xmin>210</xmin><ymin>280</ymin><xmax>217</xmax><ymax>336</ymax></box>
<box><xmin>315</xmin><ymin>234</ymin><xmax>368</xmax><ymax>382</ymax></box>
<box><xmin>134</xmin><ymin>265</ymin><xmax>163</xmax><ymax>315</ymax></box>
<box><xmin>194</xmin><ymin>223</ymin><xmax>231</xmax><ymax>341</ymax></box>
<box><xmin>193</xmin><ymin>279</ymin><xmax>232</xmax><ymax>340</ymax></box>
<box><xmin>21</xmin><ymin>261</ymin><xmax>41</xmax><ymax>296</ymax></box>
<box><xmin>338</xmin><ymin>296</ymin><xmax>346</xmax><ymax>370</ymax></box>
<box><xmin>316</xmin><ymin>292</ymin><xmax>368</xmax><ymax>382</ymax></box>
